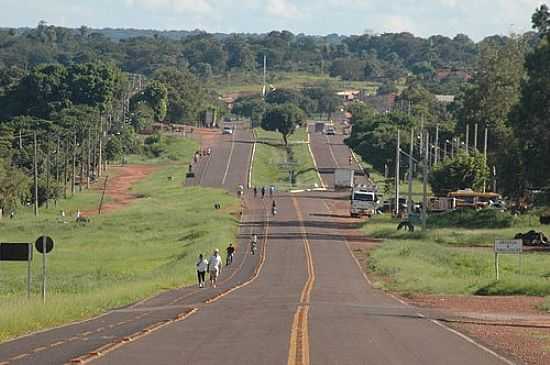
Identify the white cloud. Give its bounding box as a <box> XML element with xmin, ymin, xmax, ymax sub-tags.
<box><xmin>125</xmin><ymin>0</ymin><xmax>212</xmax><ymax>14</ymax></box>
<box><xmin>265</xmin><ymin>0</ymin><xmax>301</xmax><ymax>18</ymax></box>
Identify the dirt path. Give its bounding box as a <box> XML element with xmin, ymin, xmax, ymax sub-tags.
<box><xmin>81</xmin><ymin>164</ymin><xmax>157</xmax><ymax>216</ymax></box>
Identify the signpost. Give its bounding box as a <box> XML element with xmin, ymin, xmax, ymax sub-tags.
<box><xmin>494</xmin><ymin>239</ymin><xmax>523</xmax><ymax>280</ymax></box>
<box><xmin>35</xmin><ymin>236</ymin><xmax>54</xmax><ymax>303</ymax></box>
<box><xmin>0</xmin><ymin>243</ymin><xmax>33</xmax><ymax>298</ymax></box>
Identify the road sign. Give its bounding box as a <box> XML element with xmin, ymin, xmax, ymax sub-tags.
<box><xmin>0</xmin><ymin>243</ymin><xmax>32</xmax><ymax>261</ymax></box>
<box><xmin>35</xmin><ymin>236</ymin><xmax>54</xmax><ymax>254</ymax></box>
<box><xmin>35</xmin><ymin>236</ymin><xmax>54</xmax><ymax>304</ymax></box>
<box><xmin>495</xmin><ymin>239</ymin><xmax>523</xmax><ymax>254</ymax></box>
<box><xmin>0</xmin><ymin>243</ymin><xmax>33</xmax><ymax>298</ymax></box>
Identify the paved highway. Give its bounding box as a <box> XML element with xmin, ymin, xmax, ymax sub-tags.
<box><xmin>0</xmin><ymin>123</ymin><xmax>514</xmax><ymax>365</ymax></box>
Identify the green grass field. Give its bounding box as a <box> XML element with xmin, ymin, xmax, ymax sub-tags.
<box><xmin>210</xmin><ymin>71</ymin><xmax>379</xmax><ymax>95</ymax></box>
<box><xmin>0</xmin><ymin>136</ymin><xmax>240</xmax><ymax>342</ymax></box>
<box><xmin>252</xmin><ymin>127</ymin><xmax>320</xmax><ymax>191</ymax></box>
<box><xmin>362</xmin><ymin>214</ymin><xmax>550</xmax><ymax>299</ymax></box>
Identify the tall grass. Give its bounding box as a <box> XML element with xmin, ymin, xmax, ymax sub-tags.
<box><xmin>252</xmin><ymin>127</ymin><xmax>320</xmax><ymax>190</ymax></box>
<box><xmin>0</xmin><ymin>137</ymin><xmax>240</xmax><ymax>342</ymax></box>
<box><xmin>363</xmin><ymin>214</ymin><xmax>550</xmax><ymax>297</ymax></box>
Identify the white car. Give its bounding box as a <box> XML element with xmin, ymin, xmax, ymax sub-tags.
<box><xmin>325</xmin><ymin>126</ymin><xmax>336</xmax><ymax>135</ymax></box>
<box><xmin>223</xmin><ymin>126</ymin><xmax>233</xmax><ymax>135</ymax></box>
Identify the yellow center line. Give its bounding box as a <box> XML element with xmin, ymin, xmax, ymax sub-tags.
<box><xmin>288</xmin><ymin>197</ymin><xmax>315</xmax><ymax>365</ymax></box>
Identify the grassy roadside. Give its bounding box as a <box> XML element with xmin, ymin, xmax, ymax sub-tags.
<box><xmin>252</xmin><ymin>127</ymin><xmax>320</xmax><ymax>191</ymax></box>
<box><xmin>0</xmin><ymin>137</ymin><xmax>240</xmax><ymax>342</ymax></box>
<box><xmin>360</xmin><ymin>214</ymin><xmax>550</xmax><ymax>300</ymax></box>
<box><xmin>210</xmin><ymin>72</ymin><xmax>379</xmax><ymax>95</ymax></box>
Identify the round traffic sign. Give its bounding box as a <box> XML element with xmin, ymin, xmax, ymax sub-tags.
<box><xmin>35</xmin><ymin>236</ymin><xmax>54</xmax><ymax>254</ymax></box>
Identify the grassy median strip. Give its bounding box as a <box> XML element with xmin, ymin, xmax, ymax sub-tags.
<box><xmin>0</xmin><ymin>137</ymin><xmax>240</xmax><ymax>342</ymax></box>
<box><xmin>361</xmin><ymin>214</ymin><xmax>550</xmax><ymax>298</ymax></box>
<box><xmin>252</xmin><ymin>127</ymin><xmax>320</xmax><ymax>191</ymax></box>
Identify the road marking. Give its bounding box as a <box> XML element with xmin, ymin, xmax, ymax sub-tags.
<box><xmin>221</xmin><ymin>124</ymin><xmax>237</xmax><ymax>185</ymax></box>
<box><xmin>248</xmin><ymin>129</ymin><xmax>257</xmax><ymax>189</ymax></box>
<box><xmin>9</xmin><ymin>353</ymin><xmax>29</xmax><ymax>361</ymax></box>
<box><xmin>288</xmin><ymin>197</ymin><xmax>315</xmax><ymax>365</ymax></box>
<box><xmin>325</xmin><ymin>134</ymin><xmax>339</xmax><ymax>169</ymax></box>
<box><xmin>306</xmin><ymin>128</ymin><xmax>326</xmax><ymax>189</ymax></box>
<box><xmin>321</xmin><ymin>199</ymin><xmax>514</xmax><ymax>365</ymax></box>
<box><xmin>32</xmin><ymin>346</ymin><xmax>47</xmax><ymax>353</ymax></box>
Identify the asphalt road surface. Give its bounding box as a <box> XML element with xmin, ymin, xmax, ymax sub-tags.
<box><xmin>0</xmin><ymin>124</ymin><xmax>514</xmax><ymax>365</ymax></box>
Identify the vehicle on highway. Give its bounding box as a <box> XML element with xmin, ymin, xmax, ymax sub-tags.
<box><xmin>334</xmin><ymin>168</ymin><xmax>354</xmax><ymax>190</ymax></box>
<box><xmin>324</xmin><ymin>126</ymin><xmax>336</xmax><ymax>135</ymax></box>
<box><xmin>350</xmin><ymin>187</ymin><xmax>379</xmax><ymax>217</ymax></box>
<box><xmin>223</xmin><ymin>126</ymin><xmax>233</xmax><ymax>135</ymax></box>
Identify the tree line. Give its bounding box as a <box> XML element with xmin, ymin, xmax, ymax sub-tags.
<box><xmin>345</xmin><ymin>5</ymin><xmax>550</xmax><ymax>203</ymax></box>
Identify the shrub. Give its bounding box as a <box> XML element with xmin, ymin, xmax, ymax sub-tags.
<box><xmin>427</xmin><ymin>209</ymin><xmax>514</xmax><ymax>229</ymax></box>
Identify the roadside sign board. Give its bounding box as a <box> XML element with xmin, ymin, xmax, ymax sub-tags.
<box><xmin>0</xmin><ymin>243</ymin><xmax>32</xmax><ymax>261</ymax></box>
<box><xmin>495</xmin><ymin>239</ymin><xmax>523</xmax><ymax>254</ymax></box>
<box><xmin>35</xmin><ymin>236</ymin><xmax>54</xmax><ymax>254</ymax></box>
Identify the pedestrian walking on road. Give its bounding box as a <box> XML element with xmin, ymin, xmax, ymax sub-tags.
<box><xmin>269</xmin><ymin>185</ymin><xmax>275</xmax><ymax>197</ymax></box>
<box><xmin>226</xmin><ymin>243</ymin><xmax>235</xmax><ymax>265</ymax></box>
<box><xmin>208</xmin><ymin>249</ymin><xmax>223</xmax><ymax>288</ymax></box>
<box><xmin>196</xmin><ymin>254</ymin><xmax>208</xmax><ymax>288</ymax></box>
<box><xmin>261</xmin><ymin>186</ymin><xmax>266</xmax><ymax>199</ymax></box>
<box><xmin>253</xmin><ymin>186</ymin><xmax>257</xmax><ymax>198</ymax></box>
<box><xmin>250</xmin><ymin>234</ymin><xmax>258</xmax><ymax>255</ymax></box>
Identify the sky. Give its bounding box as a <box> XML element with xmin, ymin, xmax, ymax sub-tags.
<box><xmin>0</xmin><ymin>0</ymin><xmax>545</xmax><ymax>41</ymax></box>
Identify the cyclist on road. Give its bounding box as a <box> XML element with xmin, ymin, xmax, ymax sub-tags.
<box><xmin>226</xmin><ymin>243</ymin><xmax>235</xmax><ymax>265</ymax></box>
<box><xmin>261</xmin><ymin>186</ymin><xmax>266</xmax><ymax>199</ymax></box>
<box><xmin>271</xmin><ymin>200</ymin><xmax>277</xmax><ymax>216</ymax></box>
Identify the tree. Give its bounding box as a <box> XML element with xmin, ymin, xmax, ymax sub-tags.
<box><xmin>0</xmin><ymin>158</ymin><xmax>30</xmax><ymax>213</ymax></box>
<box><xmin>453</xmin><ymin>38</ymin><xmax>525</xmax><ymax>195</ymax></box>
<box><xmin>510</xmin><ymin>7</ymin><xmax>550</xmax><ymax>190</ymax></box>
<box><xmin>261</xmin><ymin>103</ymin><xmax>305</xmax><ymax>145</ymax></box>
<box><xmin>131</xmin><ymin>80</ymin><xmax>168</xmax><ymax>122</ymax></box>
<box><xmin>329</xmin><ymin>58</ymin><xmax>366</xmax><ymax>81</ymax></box>
<box><xmin>232</xmin><ymin>95</ymin><xmax>265</xmax><ymax>126</ymax></box>
<box><xmin>430</xmin><ymin>152</ymin><xmax>489</xmax><ymax>196</ymax></box>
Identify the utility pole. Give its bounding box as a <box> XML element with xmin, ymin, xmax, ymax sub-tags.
<box><xmin>483</xmin><ymin>128</ymin><xmax>488</xmax><ymax>192</ymax></box>
<box><xmin>98</xmin><ymin>115</ymin><xmax>103</xmax><ymax>177</ymax></box>
<box><xmin>19</xmin><ymin>130</ymin><xmax>22</xmax><ymax>149</ymax></box>
<box><xmin>86</xmin><ymin>128</ymin><xmax>91</xmax><ymax>189</ymax></box>
<box><xmin>55</xmin><ymin>136</ymin><xmax>59</xmax><ymax>207</ymax></box>
<box><xmin>395</xmin><ymin>130</ymin><xmax>400</xmax><ymax>217</ymax></box>
<box><xmin>72</xmin><ymin>133</ymin><xmax>76</xmax><ymax>196</ymax></box>
<box><xmin>451</xmin><ymin>138</ymin><xmax>455</xmax><ymax>159</ymax></box>
<box><xmin>422</xmin><ymin>132</ymin><xmax>429</xmax><ymax>230</ymax></box>
<box><xmin>493</xmin><ymin>165</ymin><xmax>497</xmax><ymax>192</ymax></box>
<box><xmin>408</xmin><ymin>129</ymin><xmax>414</xmax><ymax>215</ymax></box>
<box><xmin>33</xmin><ymin>132</ymin><xmax>39</xmax><ymax>216</ymax></box>
<box><xmin>474</xmin><ymin>123</ymin><xmax>478</xmax><ymax>151</ymax></box>
<box><xmin>45</xmin><ymin>149</ymin><xmax>49</xmax><ymax>209</ymax></box>
<box><xmin>465</xmin><ymin>124</ymin><xmax>470</xmax><ymax>154</ymax></box>
<box><xmin>64</xmin><ymin>137</ymin><xmax>68</xmax><ymax>199</ymax></box>
<box><xmin>435</xmin><ymin>124</ymin><xmax>439</xmax><ymax>164</ymax></box>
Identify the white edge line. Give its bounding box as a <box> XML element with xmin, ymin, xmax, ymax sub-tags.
<box><xmin>248</xmin><ymin>129</ymin><xmax>256</xmax><ymax>189</ymax></box>
<box><xmin>221</xmin><ymin>124</ymin><xmax>237</xmax><ymax>185</ymax></box>
<box><xmin>326</xmin><ymin>201</ymin><xmax>515</xmax><ymax>365</ymax></box>
<box><xmin>306</xmin><ymin>126</ymin><xmax>326</xmax><ymax>189</ymax></box>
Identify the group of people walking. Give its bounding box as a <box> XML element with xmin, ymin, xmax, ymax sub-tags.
<box><xmin>252</xmin><ymin>185</ymin><xmax>275</xmax><ymax>199</ymax></box>
<box><xmin>195</xmin><ymin>236</ymin><xmax>259</xmax><ymax>288</ymax></box>
<box><xmin>195</xmin><ymin>243</ymin><xmax>237</xmax><ymax>288</ymax></box>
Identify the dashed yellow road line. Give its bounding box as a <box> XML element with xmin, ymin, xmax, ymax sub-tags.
<box><xmin>9</xmin><ymin>353</ymin><xmax>29</xmax><ymax>361</ymax></box>
<box><xmin>32</xmin><ymin>346</ymin><xmax>47</xmax><ymax>353</ymax></box>
<box><xmin>288</xmin><ymin>197</ymin><xmax>315</xmax><ymax>365</ymax></box>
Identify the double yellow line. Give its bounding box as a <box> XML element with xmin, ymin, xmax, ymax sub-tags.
<box><xmin>288</xmin><ymin>197</ymin><xmax>315</xmax><ymax>365</ymax></box>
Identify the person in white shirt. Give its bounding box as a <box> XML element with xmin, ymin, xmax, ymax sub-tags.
<box><xmin>196</xmin><ymin>254</ymin><xmax>208</xmax><ymax>288</ymax></box>
<box><xmin>208</xmin><ymin>249</ymin><xmax>223</xmax><ymax>288</ymax></box>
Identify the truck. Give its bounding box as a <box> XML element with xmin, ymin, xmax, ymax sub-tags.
<box><xmin>427</xmin><ymin>197</ymin><xmax>457</xmax><ymax>213</ymax></box>
<box><xmin>350</xmin><ymin>187</ymin><xmax>379</xmax><ymax>217</ymax></box>
<box><xmin>334</xmin><ymin>168</ymin><xmax>354</xmax><ymax>190</ymax></box>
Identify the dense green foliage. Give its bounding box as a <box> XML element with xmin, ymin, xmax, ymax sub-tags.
<box><xmin>429</xmin><ymin>152</ymin><xmax>489</xmax><ymax>196</ymax></box>
<box><xmin>427</xmin><ymin>208</ymin><xmax>514</xmax><ymax>229</ymax></box>
<box><xmin>261</xmin><ymin>103</ymin><xmax>306</xmax><ymax>145</ymax></box>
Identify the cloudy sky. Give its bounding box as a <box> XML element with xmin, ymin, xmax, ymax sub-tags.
<box><xmin>0</xmin><ymin>0</ymin><xmax>545</xmax><ymax>40</ymax></box>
